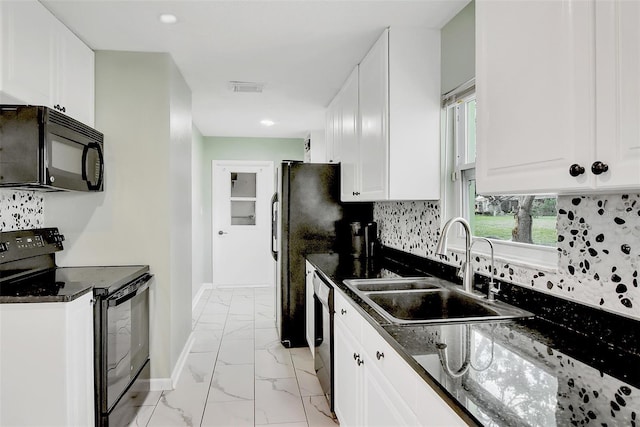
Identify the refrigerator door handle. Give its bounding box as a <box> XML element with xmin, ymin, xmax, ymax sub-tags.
<box><xmin>271</xmin><ymin>192</ymin><xmax>278</xmax><ymax>261</ymax></box>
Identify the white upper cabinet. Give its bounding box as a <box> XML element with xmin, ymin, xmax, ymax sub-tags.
<box><xmin>358</xmin><ymin>31</ymin><xmax>389</xmax><ymax>201</ymax></box>
<box><xmin>328</xmin><ymin>27</ymin><xmax>441</xmax><ymax>202</ymax></box>
<box><xmin>476</xmin><ymin>0</ymin><xmax>640</xmax><ymax>195</ymax></box>
<box><xmin>0</xmin><ymin>0</ymin><xmax>95</xmax><ymax>126</ymax></box>
<box><xmin>0</xmin><ymin>0</ymin><xmax>54</xmax><ymax>106</ymax></box>
<box><xmin>594</xmin><ymin>0</ymin><xmax>640</xmax><ymax>191</ymax></box>
<box><xmin>338</xmin><ymin>67</ymin><xmax>360</xmax><ymax>202</ymax></box>
<box><xmin>53</xmin><ymin>17</ymin><xmax>95</xmax><ymax>126</ymax></box>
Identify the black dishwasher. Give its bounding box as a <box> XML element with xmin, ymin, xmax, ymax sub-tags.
<box><xmin>313</xmin><ymin>271</ymin><xmax>334</xmax><ymax>412</ymax></box>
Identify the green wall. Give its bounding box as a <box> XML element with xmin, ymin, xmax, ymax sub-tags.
<box><xmin>441</xmin><ymin>1</ymin><xmax>475</xmax><ymax>94</ymax></box>
<box><xmin>200</xmin><ymin>136</ymin><xmax>304</xmax><ymax>282</ymax></box>
<box><xmin>203</xmin><ymin>136</ymin><xmax>304</xmax><ymax>164</ymax></box>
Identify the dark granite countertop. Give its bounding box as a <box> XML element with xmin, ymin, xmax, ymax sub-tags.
<box><xmin>0</xmin><ymin>265</ymin><xmax>150</xmax><ymax>303</ymax></box>
<box><xmin>307</xmin><ymin>252</ymin><xmax>640</xmax><ymax>427</ymax></box>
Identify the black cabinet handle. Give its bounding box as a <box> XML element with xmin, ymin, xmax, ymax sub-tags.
<box><xmin>353</xmin><ymin>352</ymin><xmax>360</xmax><ymax>361</ymax></box>
<box><xmin>357</xmin><ymin>358</ymin><xmax>364</xmax><ymax>366</ymax></box>
<box><xmin>569</xmin><ymin>164</ymin><xmax>585</xmax><ymax>177</ymax></box>
<box><xmin>591</xmin><ymin>161</ymin><xmax>609</xmax><ymax>175</ymax></box>
<box><xmin>352</xmin><ymin>191</ymin><xmax>360</xmax><ymax>196</ymax></box>
<box><xmin>376</xmin><ymin>351</ymin><xmax>384</xmax><ymax>360</ymax></box>
<box><xmin>341</xmin><ymin>308</ymin><xmax>347</xmax><ymax>315</ymax></box>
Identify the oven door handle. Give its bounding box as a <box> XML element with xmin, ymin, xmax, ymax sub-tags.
<box><xmin>108</xmin><ymin>275</ymin><xmax>152</xmax><ymax>307</ymax></box>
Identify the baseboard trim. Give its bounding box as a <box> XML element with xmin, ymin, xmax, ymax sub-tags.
<box><xmin>149</xmin><ymin>331</ymin><xmax>195</xmax><ymax>391</ymax></box>
<box><xmin>150</xmin><ymin>378</ymin><xmax>172</xmax><ymax>391</ymax></box>
<box><xmin>171</xmin><ymin>332</ymin><xmax>195</xmax><ymax>389</ymax></box>
<box><xmin>192</xmin><ymin>283</ymin><xmax>214</xmax><ymax>309</ymax></box>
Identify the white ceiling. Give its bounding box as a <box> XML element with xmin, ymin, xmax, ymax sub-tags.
<box><xmin>41</xmin><ymin>0</ymin><xmax>469</xmax><ymax>138</ymax></box>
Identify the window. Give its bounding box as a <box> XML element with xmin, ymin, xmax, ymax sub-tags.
<box><xmin>442</xmin><ymin>83</ymin><xmax>557</xmax><ymax>266</ymax></box>
<box><xmin>230</xmin><ymin>172</ymin><xmax>257</xmax><ymax>225</ymax></box>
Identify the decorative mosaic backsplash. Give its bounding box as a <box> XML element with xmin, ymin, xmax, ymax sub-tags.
<box><xmin>374</xmin><ymin>194</ymin><xmax>640</xmax><ymax>321</ymax></box>
<box><xmin>0</xmin><ymin>190</ymin><xmax>44</xmax><ymax>231</ymax></box>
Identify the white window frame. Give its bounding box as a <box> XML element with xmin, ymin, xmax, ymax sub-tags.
<box><xmin>441</xmin><ymin>83</ymin><xmax>558</xmax><ymax>271</ymax></box>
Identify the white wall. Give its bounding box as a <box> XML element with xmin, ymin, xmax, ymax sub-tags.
<box><xmin>191</xmin><ymin>127</ymin><xmax>206</xmax><ymax>301</ymax></box>
<box><xmin>168</xmin><ymin>58</ymin><xmax>194</xmax><ymax>369</ymax></box>
<box><xmin>44</xmin><ymin>51</ymin><xmax>193</xmax><ymax>381</ymax></box>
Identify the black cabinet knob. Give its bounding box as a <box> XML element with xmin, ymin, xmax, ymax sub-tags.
<box><xmin>569</xmin><ymin>164</ymin><xmax>585</xmax><ymax>177</ymax></box>
<box><xmin>591</xmin><ymin>161</ymin><xmax>609</xmax><ymax>175</ymax></box>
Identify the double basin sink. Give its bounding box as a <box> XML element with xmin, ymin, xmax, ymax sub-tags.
<box><xmin>343</xmin><ymin>276</ymin><xmax>533</xmax><ymax>325</ymax></box>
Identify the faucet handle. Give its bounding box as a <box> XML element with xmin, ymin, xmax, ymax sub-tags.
<box><xmin>487</xmin><ymin>281</ymin><xmax>501</xmax><ymax>301</ymax></box>
<box><xmin>457</xmin><ymin>262</ymin><xmax>467</xmax><ymax>280</ymax></box>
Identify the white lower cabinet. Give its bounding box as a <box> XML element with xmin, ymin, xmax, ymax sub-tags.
<box><xmin>0</xmin><ymin>292</ymin><xmax>95</xmax><ymax>426</ymax></box>
<box><xmin>334</xmin><ymin>322</ymin><xmax>362</xmax><ymax>426</ymax></box>
<box><xmin>333</xmin><ymin>289</ymin><xmax>466</xmax><ymax>427</ymax></box>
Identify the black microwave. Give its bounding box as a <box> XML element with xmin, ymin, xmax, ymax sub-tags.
<box><xmin>0</xmin><ymin>105</ymin><xmax>104</xmax><ymax>192</ymax></box>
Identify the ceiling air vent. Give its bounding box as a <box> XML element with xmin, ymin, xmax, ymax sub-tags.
<box><xmin>228</xmin><ymin>81</ymin><xmax>264</xmax><ymax>93</ymax></box>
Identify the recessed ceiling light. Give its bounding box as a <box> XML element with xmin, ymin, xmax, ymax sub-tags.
<box><xmin>159</xmin><ymin>14</ymin><xmax>177</xmax><ymax>24</ymax></box>
<box><xmin>260</xmin><ymin>119</ymin><xmax>275</xmax><ymax>127</ymax></box>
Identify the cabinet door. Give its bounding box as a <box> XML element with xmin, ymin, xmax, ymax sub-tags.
<box><xmin>358</xmin><ymin>30</ymin><xmax>389</xmax><ymax>201</ymax></box>
<box><xmin>305</xmin><ymin>262</ymin><xmax>315</xmax><ymax>357</ymax></box>
<box><xmin>362</xmin><ymin>362</ymin><xmax>416</xmax><ymax>427</ymax></box>
<box><xmin>476</xmin><ymin>0</ymin><xmax>596</xmax><ymax>194</ymax></box>
<box><xmin>595</xmin><ymin>0</ymin><xmax>640</xmax><ymax>190</ymax></box>
<box><xmin>0</xmin><ymin>0</ymin><xmax>54</xmax><ymax>105</ymax></box>
<box><xmin>339</xmin><ymin>67</ymin><xmax>361</xmax><ymax>202</ymax></box>
<box><xmin>53</xmin><ymin>18</ymin><xmax>95</xmax><ymax>126</ymax></box>
<box><xmin>325</xmin><ymin>107</ymin><xmax>335</xmax><ymax>163</ymax></box>
<box><xmin>334</xmin><ymin>318</ymin><xmax>362</xmax><ymax>427</ymax></box>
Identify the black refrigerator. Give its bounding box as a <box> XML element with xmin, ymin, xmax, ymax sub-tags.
<box><xmin>272</xmin><ymin>161</ymin><xmax>372</xmax><ymax>348</ymax></box>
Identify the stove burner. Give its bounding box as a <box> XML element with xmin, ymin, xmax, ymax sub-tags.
<box><xmin>1</xmin><ymin>277</ymin><xmax>66</xmax><ymax>297</ymax></box>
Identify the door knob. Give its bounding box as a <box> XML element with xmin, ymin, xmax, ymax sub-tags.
<box><xmin>218</xmin><ymin>230</ymin><xmax>228</xmax><ymax>235</ymax></box>
<box><xmin>591</xmin><ymin>161</ymin><xmax>609</xmax><ymax>175</ymax></box>
<box><xmin>569</xmin><ymin>164</ymin><xmax>585</xmax><ymax>177</ymax></box>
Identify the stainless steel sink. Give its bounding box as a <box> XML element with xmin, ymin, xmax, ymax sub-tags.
<box><xmin>343</xmin><ymin>277</ymin><xmax>533</xmax><ymax>324</ymax></box>
<box><xmin>346</xmin><ymin>277</ymin><xmax>442</xmax><ymax>292</ymax></box>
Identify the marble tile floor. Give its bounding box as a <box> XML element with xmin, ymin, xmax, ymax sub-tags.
<box><xmin>130</xmin><ymin>287</ymin><xmax>339</xmax><ymax>427</ymax></box>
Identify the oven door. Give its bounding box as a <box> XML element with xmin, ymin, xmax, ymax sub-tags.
<box><xmin>45</xmin><ymin>131</ymin><xmax>104</xmax><ymax>191</ymax></box>
<box><xmin>96</xmin><ymin>274</ymin><xmax>151</xmax><ymax>422</ymax></box>
<box><xmin>313</xmin><ymin>272</ymin><xmax>333</xmax><ymax>411</ymax></box>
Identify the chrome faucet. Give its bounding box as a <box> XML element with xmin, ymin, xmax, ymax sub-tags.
<box><xmin>435</xmin><ymin>217</ymin><xmax>500</xmax><ymax>300</ymax></box>
<box><xmin>435</xmin><ymin>217</ymin><xmax>474</xmax><ymax>295</ymax></box>
<box><xmin>470</xmin><ymin>237</ymin><xmax>499</xmax><ymax>301</ymax></box>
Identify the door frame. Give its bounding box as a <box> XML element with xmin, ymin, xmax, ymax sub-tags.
<box><xmin>211</xmin><ymin>160</ymin><xmax>275</xmax><ymax>287</ymax></box>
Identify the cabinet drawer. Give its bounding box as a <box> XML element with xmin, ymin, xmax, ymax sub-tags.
<box><xmin>334</xmin><ymin>288</ymin><xmax>362</xmax><ymax>341</ymax></box>
<box><xmin>361</xmin><ymin>320</ymin><xmax>417</xmax><ymax>409</ymax></box>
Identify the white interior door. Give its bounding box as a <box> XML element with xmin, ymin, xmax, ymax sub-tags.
<box><xmin>212</xmin><ymin>161</ymin><xmax>274</xmax><ymax>287</ymax></box>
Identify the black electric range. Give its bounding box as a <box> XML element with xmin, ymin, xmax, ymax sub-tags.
<box><xmin>0</xmin><ymin>227</ymin><xmax>152</xmax><ymax>427</ymax></box>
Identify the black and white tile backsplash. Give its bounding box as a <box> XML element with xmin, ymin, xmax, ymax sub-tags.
<box><xmin>374</xmin><ymin>194</ymin><xmax>640</xmax><ymax>321</ymax></box>
<box><xmin>0</xmin><ymin>190</ymin><xmax>44</xmax><ymax>231</ymax></box>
